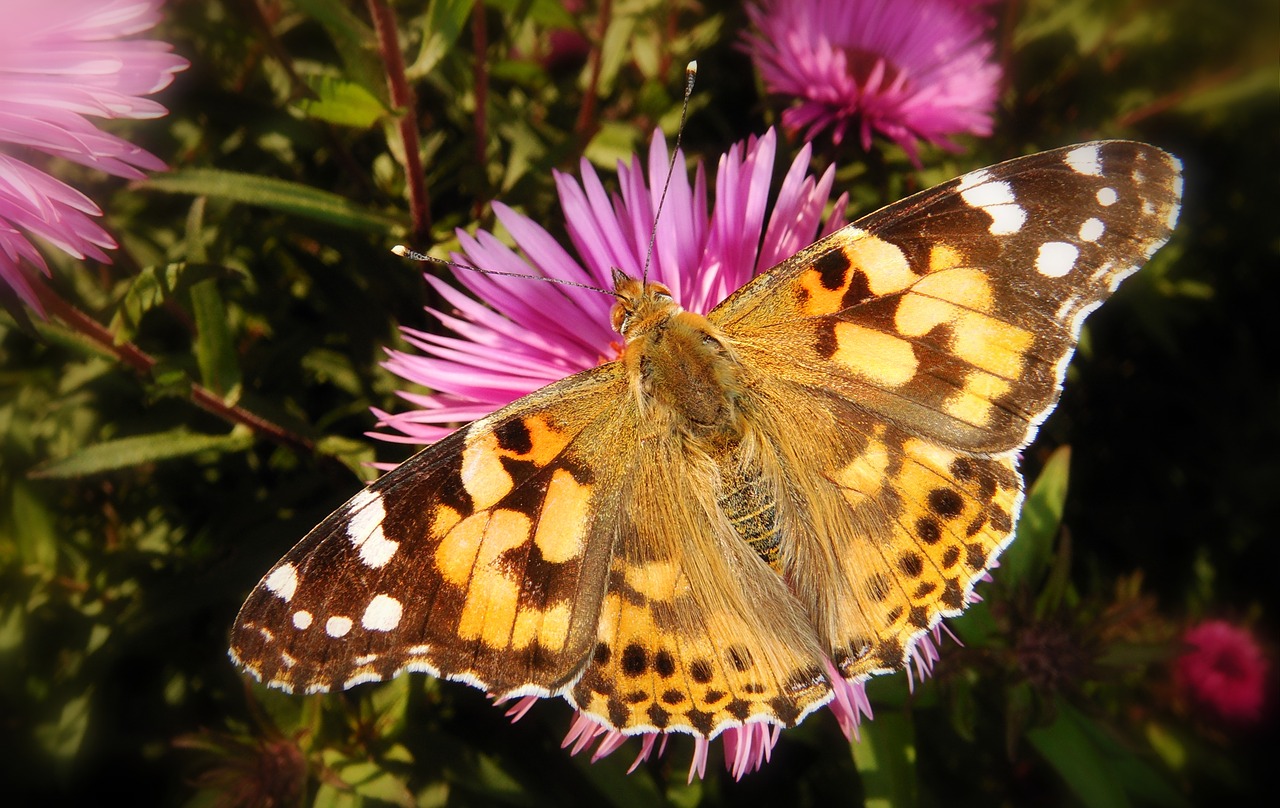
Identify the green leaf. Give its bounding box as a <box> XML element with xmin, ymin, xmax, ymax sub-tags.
<box><xmin>367</xmin><ymin>675</ymin><xmax>411</xmax><ymax>738</ymax></box>
<box><xmin>851</xmin><ymin>709</ymin><xmax>918</xmax><ymax>808</ymax></box>
<box><xmin>31</xmin><ymin>428</ymin><xmax>255</xmax><ymax>478</ymax></box>
<box><xmin>409</xmin><ymin>0</ymin><xmax>476</xmax><ymax>78</ymax></box>
<box><xmin>315</xmin><ymin>435</ymin><xmax>377</xmax><ymax>482</ymax></box>
<box><xmin>142</xmin><ymin>170</ymin><xmax>408</xmax><ymax>235</ymax></box>
<box><xmin>10</xmin><ymin>480</ymin><xmax>57</xmax><ymax>574</ymax></box>
<box><xmin>1000</xmin><ymin>445</ymin><xmax>1071</xmax><ymax>588</ymax></box>
<box><xmin>35</xmin><ymin>691</ymin><xmax>93</xmax><ymax>761</ymax></box>
<box><xmin>340</xmin><ymin>760</ymin><xmax>415</xmax><ymax>807</ymax></box>
<box><xmin>1027</xmin><ymin>699</ymin><xmax>1129</xmax><ymax>808</ymax></box>
<box><xmin>190</xmin><ymin>279</ymin><xmax>242</xmax><ymax>399</ymax></box>
<box><xmin>291</xmin><ymin>0</ymin><xmax>385</xmax><ymax>97</ymax></box>
<box><xmin>109</xmin><ymin>262</ymin><xmax>221</xmax><ymax>343</ymax></box>
<box><xmin>297</xmin><ymin>76</ymin><xmax>389</xmax><ymax>128</ymax></box>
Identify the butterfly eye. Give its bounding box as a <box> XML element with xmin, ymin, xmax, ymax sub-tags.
<box><xmin>702</xmin><ymin>332</ymin><xmax>728</xmax><ymax>354</ymax></box>
<box><xmin>610</xmin><ymin>304</ymin><xmax>631</xmax><ymax>334</ymax></box>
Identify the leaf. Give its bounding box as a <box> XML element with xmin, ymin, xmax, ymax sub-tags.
<box><xmin>1000</xmin><ymin>445</ymin><xmax>1071</xmax><ymax>588</ymax></box>
<box><xmin>142</xmin><ymin>170</ymin><xmax>408</xmax><ymax>235</ymax></box>
<box><xmin>190</xmin><ymin>279</ymin><xmax>242</xmax><ymax>399</ymax></box>
<box><xmin>10</xmin><ymin>480</ymin><xmax>57</xmax><ymax>574</ymax></box>
<box><xmin>318</xmin><ymin>751</ymin><xmax>415</xmax><ymax>807</ymax></box>
<box><xmin>291</xmin><ymin>0</ymin><xmax>385</xmax><ymax>96</ymax></box>
<box><xmin>35</xmin><ymin>691</ymin><xmax>93</xmax><ymax>761</ymax></box>
<box><xmin>31</xmin><ymin>428</ymin><xmax>255</xmax><ymax>478</ymax></box>
<box><xmin>297</xmin><ymin>76</ymin><xmax>389</xmax><ymax>128</ymax></box>
<box><xmin>409</xmin><ymin>0</ymin><xmax>476</xmax><ymax>78</ymax></box>
<box><xmin>315</xmin><ymin>435</ymin><xmax>377</xmax><ymax>481</ymax></box>
<box><xmin>1027</xmin><ymin>699</ymin><xmax>1129</xmax><ymax>808</ymax></box>
<box><xmin>109</xmin><ymin>262</ymin><xmax>222</xmax><ymax>343</ymax></box>
<box><xmin>851</xmin><ymin>710</ymin><xmax>918</xmax><ymax>808</ymax></box>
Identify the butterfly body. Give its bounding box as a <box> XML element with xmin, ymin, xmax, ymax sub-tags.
<box><xmin>231</xmin><ymin>141</ymin><xmax>1182</xmax><ymax>741</ymax></box>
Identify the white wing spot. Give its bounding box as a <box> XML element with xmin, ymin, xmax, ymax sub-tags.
<box><xmin>292</xmin><ymin>610</ymin><xmax>313</xmax><ymax>630</ymax></box>
<box><xmin>1096</xmin><ymin>187</ymin><xmax>1118</xmax><ymax>206</ymax></box>
<box><xmin>362</xmin><ymin>594</ymin><xmax>403</xmax><ymax>632</ymax></box>
<box><xmin>355</xmin><ymin>653</ymin><xmax>380</xmax><ymax>666</ymax></box>
<box><xmin>257</xmin><ymin>627</ymin><xmax>275</xmax><ymax>643</ymax></box>
<box><xmin>346</xmin><ymin>489</ymin><xmax>399</xmax><ymax>568</ymax></box>
<box><xmin>280</xmin><ymin>652</ymin><xmax>297</xmax><ymax>669</ymax></box>
<box><xmin>264</xmin><ymin>563</ymin><xmax>298</xmax><ymax>602</ymax></box>
<box><xmin>959</xmin><ymin>178</ymin><xmax>1025</xmax><ymax>234</ymax></box>
<box><xmin>359</xmin><ymin>532</ymin><xmax>399</xmax><ymax>568</ymax></box>
<box><xmin>1065</xmin><ymin>144</ymin><xmax>1103</xmax><ymax>176</ymax></box>
<box><xmin>1079</xmin><ymin>218</ymin><xmax>1105</xmax><ymax>242</ymax></box>
<box><xmin>325</xmin><ymin>615</ymin><xmax>353</xmax><ymax>638</ymax></box>
<box><xmin>1036</xmin><ymin>242</ymin><xmax>1079</xmax><ymax>278</ymax></box>
<box><xmin>955</xmin><ymin>168</ymin><xmax>990</xmax><ymax>191</ymax></box>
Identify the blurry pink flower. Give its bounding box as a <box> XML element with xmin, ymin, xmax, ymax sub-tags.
<box><xmin>742</xmin><ymin>0</ymin><xmax>1000</xmax><ymax>164</ymax></box>
<box><xmin>378</xmin><ymin>128</ymin><xmax>974</xmax><ymax>778</ymax></box>
<box><xmin>0</xmin><ymin>0</ymin><xmax>188</xmax><ymax>314</ymax></box>
<box><xmin>1176</xmin><ymin>619</ymin><xmax>1269</xmax><ymax>724</ymax></box>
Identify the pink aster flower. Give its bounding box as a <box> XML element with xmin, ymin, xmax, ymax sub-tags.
<box><xmin>0</xmin><ymin>0</ymin><xmax>188</xmax><ymax>314</ymax></box>
<box><xmin>378</xmin><ymin>127</ymin><xmax>979</xmax><ymax>778</ymax></box>
<box><xmin>1176</xmin><ymin>619</ymin><xmax>1269</xmax><ymax>724</ymax></box>
<box><xmin>742</xmin><ymin>0</ymin><xmax>1000</xmax><ymax>164</ymax></box>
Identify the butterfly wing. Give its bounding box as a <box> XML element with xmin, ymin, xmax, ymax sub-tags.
<box><xmin>715</xmin><ymin>141</ymin><xmax>1182</xmax><ymax>453</ymax></box>
<box><xmin>711</xmin><ymin>141</ymin><xmax>1182</xmax><ymax>676</ymax></box>
<box><xmin>230</xmin><ymin>363</ymin><xmax>633</xmax><ymax>697</ymax></box>
<box><xmin>568</xmin><ymin>433</ymin><xmax>832</xmax><ymax>737</ymax></box>
<box><xmin>232</xmin><ymin>357</ymin><xmax>832</xmax><ymax>736</ymax></box>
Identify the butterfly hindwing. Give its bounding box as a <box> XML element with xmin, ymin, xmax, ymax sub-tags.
<box><xmin>230</xmin><ymin>364</ymin><xmax>629</xmax><ymax>697</ymax></box>
<box><xmin>570</xmin><ymin>434</ymin><xmax>832</xmax><ymax>736</ymax></box>
<box><xmin>742</xmin><ymin>383</ymin><xmax>1021</xmax><ymax>678</ymax></box>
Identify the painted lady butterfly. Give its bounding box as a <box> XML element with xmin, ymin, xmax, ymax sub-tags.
<box><xmin>231</xmin><ymin>140</ymin><xmax>1181</xmax><ymax>742</ymax></box>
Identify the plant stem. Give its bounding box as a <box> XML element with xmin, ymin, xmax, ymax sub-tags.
<box><xmin>368</xmin><ymin>0</ymin><xmax>431</xmax><ymax>242</ymax></box>
<box><xmin>34</xmin><ymin>282</ymin><xmax>319</xmax><ymax>458</ymax></box>
<box><xmin>472</xmin><ymin>2</ymin><xmax>490</xmax><ymax>214</ymax></box>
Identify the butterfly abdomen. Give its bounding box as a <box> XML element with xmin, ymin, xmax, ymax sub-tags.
<box><xmin>717</xmin><ymin>459</ymin><xmax>783</xmax><ymax>569</ymax></box>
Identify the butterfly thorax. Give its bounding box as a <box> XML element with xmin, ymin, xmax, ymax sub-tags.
<box><xmin>611</xmin><ymin>270</ymin><xmax>786</xmax><ymax>568</ymax></box>
<box><xmin>611</xmin><ymin>271</ymin><xmax>746</xmax><ymax>441</ymax></box>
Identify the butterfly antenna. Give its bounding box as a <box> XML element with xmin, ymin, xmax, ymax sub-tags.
<box><xmin>641</xmin><ymin>60</ymin><xmax>698</xmax><ymax>285</ymax></box>
<box><xmin>391</xmin><ymin>245</ymin><xmax>609</xmax><ymax>294</ymax></box>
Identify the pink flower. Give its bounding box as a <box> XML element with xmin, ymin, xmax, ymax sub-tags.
<box><xmin>379</xmin><ymin>128</ymin><xmax>971</xmax><ymax>777</ymax></box>
<box><xmin>1176</xmin><ymin>619</ymin><xmax>1269</xmax><ymax>724</ymax></box>
<box><xmin>742</xmin><ymin>0</ymin><xmax>1001</xmax><ymax>164</ymax></box>
<box><xmin>377</xmin><ymin>128</ymin><xmax>850</xmax><ymax>445</ymax></box>
<box><xmin>0</xmin><ymin>0</ymin><xmax>188</xmax><ymax>314</ymax></box>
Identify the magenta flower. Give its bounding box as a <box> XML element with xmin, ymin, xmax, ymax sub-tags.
<box><xmin>0</xmin><ymin>0</ymin><xmax>188</xmax><ymax>314</ymax></box>
<box><xmin>742</xmin><ymin>0</ymin><xmax>1000</xmax><ymax>164</ymax></box>
<box><xmin>1176</xmin><ymin>619</ymin><xmax>1269</xmax><ymax>724</ymax></box>
<box><xmin>378</xmin><ymin>128</ymin><xmax>976</xmax><ymax>778</ymax></box>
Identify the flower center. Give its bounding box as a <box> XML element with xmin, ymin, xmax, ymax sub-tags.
<box><xmin>840</xmin><ymin>47</ymin><xmax>902</xmax><ymax>90</ymax></box>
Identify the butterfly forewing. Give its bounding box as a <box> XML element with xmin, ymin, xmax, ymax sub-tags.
<box><xmin>230</xmin><ymin>364</ymin><xmax>629</xmax><ymax>696</ymax></box>
<box><xmin>716</xmin><ymin>141</ymin><xmax>1182</xmax><ymax>453</ymax></box>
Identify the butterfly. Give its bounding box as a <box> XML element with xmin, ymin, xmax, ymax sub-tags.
<box><xmin>230</xmin><ymin>141</ymin><xmax>1182</xmax><ymax>742</ymax></box>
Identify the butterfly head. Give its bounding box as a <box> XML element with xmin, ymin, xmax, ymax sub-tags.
<box><xmin>608</xmin><ymin>267</ymin><xmax>745</xmax><ymax>436</ymax></box>
<box><xmin>609</xmin><ymin>267</ymin><xmax>683</xmax><ymax>338</ymax></box>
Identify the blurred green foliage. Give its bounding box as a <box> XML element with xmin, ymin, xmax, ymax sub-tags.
<box><xmin>1</xmin><ymin>0</ymin><xmax>1276</xmax><ymax>805</ymax></box>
